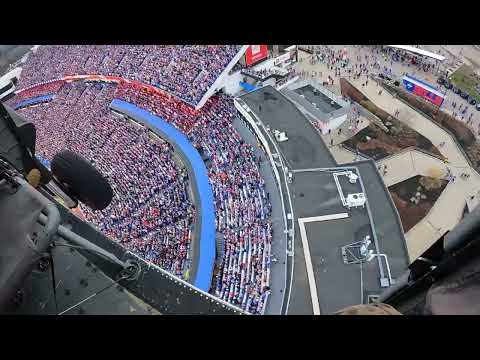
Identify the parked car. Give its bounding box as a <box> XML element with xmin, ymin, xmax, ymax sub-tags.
<box><xmin>444</xmin><ymin>81</ymin><xmax>453</xmax><ymax>89</ymax></box>
<box><xmin>468</xmin><ymin>96</ymin><xmax>477</xmax><ymax>105</ymax></box>
<box><xmin>453</xmin><ymin>87</ymin><xmax>461</xmax><ymax>94</ymax></box>
<box><xmin>476</xmin><ymin>103</ymin><xmax>480</xmax><ymax>111</ymax></box>
<box><xmin>460</xmin><ymin>91</ymin><xmax>469</xmax><ymax>99</ymax></box>
<box><xmin>437</xmin><ymin>77</ymin><xmax>446</xmax><ymax>85</ymax></box>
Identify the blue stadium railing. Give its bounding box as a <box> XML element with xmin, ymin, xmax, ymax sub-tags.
<box><xmin>14</xmin><ymin>93</ymin><xmax>55</xmax><ymax>110</ymax></box>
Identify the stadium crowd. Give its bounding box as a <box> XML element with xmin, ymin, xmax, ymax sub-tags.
<box><xmin>12</xmin><ymin>75</ymin><xmax>274</xmax><ymax>314</ymax></box>
<box><xmin>17</xmin><ymin>45</ymin><xmax>243</xmax><ymax>106</ymax></box>
<box><xmin>114</xmin><ymin>83</ymin><xmax>274</xmax><ymax>314</ymax></box>
<box><xmin>14</xmin><ymin>80</ymin><xmax>65</xmax><ymax>100</ymax></box>
<box><xmin>16</xmin><ymin>82</ymin><xmax>196</xmax><ymax>278</ymax></box>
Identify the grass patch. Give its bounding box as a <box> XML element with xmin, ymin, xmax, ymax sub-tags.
<box><xmin>449</xmin><ymin>64</ymin><xmax>480</xmax><ymax>102</ymax></box>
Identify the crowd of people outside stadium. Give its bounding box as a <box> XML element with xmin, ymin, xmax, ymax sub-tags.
<box><xmin>297</xmin><ymin>45</ymin><xmax>480</xmax><ymax>135</ymax></box>
<box><xmin>302</xmin><ymin>45</ymin><xmax>441</xmax><ymax>82</ymax></box>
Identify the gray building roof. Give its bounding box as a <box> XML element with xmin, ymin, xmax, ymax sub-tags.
<box><xmin>281</xmin><ymin>79</ymin><xmax>350</xmax><ymax>124</ymax></box>
<box><xmin>240</xmin><ymin>86</ymin><xmax>408</xmax><ymax>314</ymax></box>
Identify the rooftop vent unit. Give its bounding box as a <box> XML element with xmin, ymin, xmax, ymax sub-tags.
<box><xmin>345</xmin><ymin>193</ymin><xmax>366</xmax><ymax>209</ymax></box>
<box><xmin>273</xmin><ymin>129</ymin><xmax>288</xmax><ymax>142</ymax></box>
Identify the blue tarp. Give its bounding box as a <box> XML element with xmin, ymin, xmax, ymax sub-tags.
<box><xmin>14</xmin><ymin>93</ymin><xmax>54</xmax><ymax>110</ymax></box>
<box><xmin>109</xmin><ymin>99</ymin><xmax>216</xmax><ymax>291</ymax></box>
<box><xmin>240</xmin><ymin>81</ymin><xmax>257</xmax><ymax>92</ymax></box>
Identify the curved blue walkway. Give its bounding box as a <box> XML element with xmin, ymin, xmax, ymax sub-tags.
<box><xmin>110</xmin><ymin>99</ymin><xmax>216</xmax><ymax>291</ymax></box>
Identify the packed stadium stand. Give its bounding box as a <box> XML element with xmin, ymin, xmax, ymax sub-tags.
<box><xmin>16</xmin><ymin>46</ymin><xmax>244</xmax><ymax>107</ymax></box>
<box><xmin>113</xmin><ymin>83</ymin><xmax>274</xmax><ymax>314</ymax></box>
<box><xmin>15</xmin><ymin>82</ymin><xmax>196</xmax><ymax>278</ymax></box>
<box><xmin>14</xmin><ymin>79</ymin><xmax>64</xmax><ymax>100</ymax></box>
<box><xmin>6</xmin><ymin>45</ymin><xmax>275</xmax><ymax>314</ymax></box>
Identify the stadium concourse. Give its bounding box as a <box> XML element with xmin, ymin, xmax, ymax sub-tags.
<box><xmin>5</xmin><ymin>45</ymin><xmax>283</xmax><ymax>315</ymax></box>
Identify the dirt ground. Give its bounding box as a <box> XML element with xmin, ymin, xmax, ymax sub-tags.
<box><xmin>388</xmin><ymin>175</ymin><xmax>448</xmax><ymax>232</ymax></box>
<box><xmin>340</xmin><ymin>78</ymin><xmax>443</xmax><ymax>160</ymax></box>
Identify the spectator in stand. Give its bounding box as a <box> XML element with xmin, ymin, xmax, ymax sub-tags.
<box><xmin>114</xmin><ymin>83</ymin><xmax>273</xmax><ymax>314</ymax></box>
<box><xmin>14</xmin><ymin>76</ymin><xmax>274</xmax><ymax>315</ymax></box>
<box><xmin>17</xmin><ymin>82</ymin><xmax>195</xmax><ymax>278</ymax></box>
<box><xmin>17</xmin><ymin>45</ymin><xmax>243</xmax><ymax>106</ymax></box>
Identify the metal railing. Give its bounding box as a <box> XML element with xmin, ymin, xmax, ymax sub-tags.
<box><xmin>375</xmin><ymin>145</ymin><xmax>445</xmax><ymax>164</ymax></box>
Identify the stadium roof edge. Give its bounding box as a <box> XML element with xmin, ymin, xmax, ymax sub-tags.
<box><xmin>387</xmin><ymin>45</ymin><xmax>446</xmax><ymax>61</ymax></box>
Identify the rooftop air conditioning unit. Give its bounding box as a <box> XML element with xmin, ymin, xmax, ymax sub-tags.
<box><xmin>347</xmin><ymin>172</ymin><xmax>358</xmax><ymax>184</ymax></box>
<box><xmin>345</xmin><ymin>193</ymin><xmax>366</xmax><ymax>209</ymax></box>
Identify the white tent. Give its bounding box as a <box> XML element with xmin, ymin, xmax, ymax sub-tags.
<box><xmin>387</xmin><ymin>45</ymin><xmax>446</xmax><ymax>62</ymax></box>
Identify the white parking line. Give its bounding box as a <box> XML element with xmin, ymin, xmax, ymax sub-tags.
<box><xmin>298</xmin><ymin>213</ymin><xmax>349</xmax><ymax>315</ymax></box>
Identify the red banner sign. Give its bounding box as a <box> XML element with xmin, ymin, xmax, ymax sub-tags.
<box><xmin>245</xmin><ymin>45</ymin><xmax>268</xmax><ymax>66</ymax></box>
